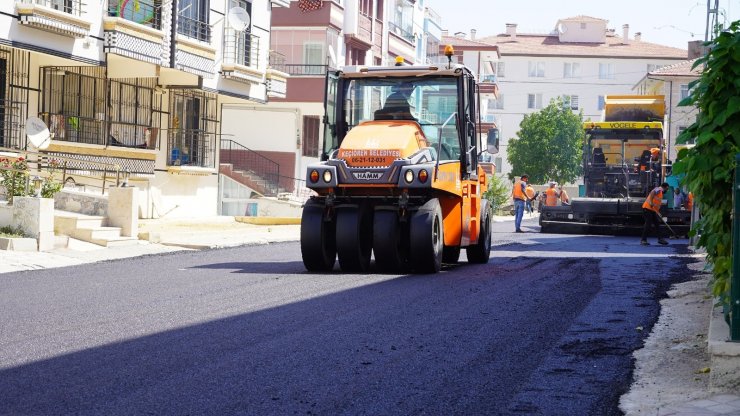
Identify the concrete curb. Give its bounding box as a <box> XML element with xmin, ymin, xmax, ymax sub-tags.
<box><xmin>235</xmin><ymin>216</ymin><xmax>301</xmax><ymax>225</ymax></box>
<box><xmin>708</xmin><ymin>305</ymin><xmax>740</xmax><ymax>392</ymax></box>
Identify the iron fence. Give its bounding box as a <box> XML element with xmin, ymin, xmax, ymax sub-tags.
<box><xmin>178</xmin><ymin>13</ymin><xmax>211</xmax><ymax>43</ymax></box>
<box><xmin>0</xmin><ymin>46</ymin><xmax>30</xmax><ymax>150</ymax></box>
<box><xmin>168</xmin><ymin>129</ymin><xmax>214</xmax><ymax>168</ymax></box>
<box><xmin>34</xmin><ymin>0</ymin><xmax>85</xmax><ymax>16</ymax></box>
<box><xmin>220</xmin><ymin>139</ymin><xmax>279</xmax><ymax>196</ymax></box>
<box><xmin>223</xmin><ymin>30</ymin><xmax>260</xmax><ymax>68</ymax></box>
<box><xmin>107</xmin><ymin>0</ymin><xmax>162</xmax><ymax>30</ymax></box>
<box><xmin>269</xmin><ymin>63</ymin><xmax>327</xmax><ymax>76</ymax></box>
<box><xmin>388</xmin><ymin>21</ymin><xmax>414</xmax><ymax>44</ymax></box>
<box><xmin>269</xmin><ymin>50</ymin><xmax>286</xmax><ymax>68</ymax></box>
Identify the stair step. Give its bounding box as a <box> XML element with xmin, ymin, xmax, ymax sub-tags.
<box><xmin>90</xmin><ymin>236</ymin><xmax>140</xmax><ymax>248</ymax></box>
<box><xmin>72</xmin><ymin>226</ymin><xmax>123</xmax><ymax>242</ymax></box>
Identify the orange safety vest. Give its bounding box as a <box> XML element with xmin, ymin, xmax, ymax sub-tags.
<box><xmin>642</xmin><ymin>187</ymin><xmax>664</xmax><ymax>213</ymax></box>
<box><xmin>545</xmin><ymin>188</ymin><xmax>559</xmax><ymax>206</ymax></box>
<box><xmin>687</xmin><ymin>192</ymin><xmax>694</xmax><ymax>211</ymax></box>
<box><xmin>512</xmin><ymin>180</ymin><xmax>526</xmax><ymax>200</ymax></box>
<box><xmin>525</xmin><ymin>185</ymin><xmax>536</xmax><ymax>200</ymax></box>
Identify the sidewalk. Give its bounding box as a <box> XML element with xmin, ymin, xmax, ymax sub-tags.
<box><xmin>0</xmin><ymin>215</ymin><xmax>737</xmax><ymax>414</ymax></box>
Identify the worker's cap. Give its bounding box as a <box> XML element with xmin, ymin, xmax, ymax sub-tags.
<box><xmin>549</xmin><ymin>181</ymin><xmax>557</xmax><ymax>186</ymax></box>
<box><xmin>650</xmin><ymin>147</ymin><xmax>660</xmax><ymax>156</ymax></box>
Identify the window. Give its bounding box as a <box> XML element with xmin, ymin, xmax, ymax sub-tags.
<box><xmin>302</xmin><ymin>116</ymin><xmax>320</xmax><ymax>157</ymax></box>
<box><xmin>527</xmin><ymin>93</ymin><xmax>543</xmax><ymax>109</ymax></box>
<box><xmin>680</xmin><ymin>84</ymin><xmax>691</xmax><ymax>100</ymax></box>
<box><xmin>528</xmin><ymin>61</ymin><xmax>545</xmax><ymax>78</ymax></box>
<box><xmin>599</xmin><ymin>63</ymin><xmax>615</xmax><ymax>79</ymax></box>
<box><xmin>580</xmin><ymin>22</ymin><xmax>587</xmax><ymax>29</ymax></box>
<box><xmin>496</xmin><ymin>62</ymin><xmax>505</xmax><ymax>78</ymax></box>
<box><xmin>490</xmin><ymin>94</ymin><xmax>504</xmax><ymax>110</ymax></box>
<box><xmin>598</xmin><ymin>95</ymin><xmax>605</xmax><ymax>110</ymax></box>
<box><xmin>563</xmin><ymin>62</ymin><xmax>580</xmax><ymax>78</ymax></box>
<box><xmin>178</xmin><ymin>0</ymin><xmax>210</xmax><ymax>42</ymax></box>
<box><xmin>108</xmin><ymin>0</ymin><xmax>161</xmax><ymax>29</ymax></box>
<box><xmin>562</xmin><ymin>94</ymin><xmax>579</xmax><ymax>110</ymax></box>
<box><xmin>391</xmin><ymin>0</ymin><xmax>414</xmax><ymax>43</ymax></box>
<box><xmin>647</xmin><ymin>63</ymin><xmax>660</xmax><ymax>72</ymax></box>
<box><xmin>494</xmin><ymin>157</ymin><xmax>502</xmax><ymax>173</ymax></box>
<box><xmin>303</xmin><ymin>43</ymin><xmax>324</xmax><ymax>75</ymax></box>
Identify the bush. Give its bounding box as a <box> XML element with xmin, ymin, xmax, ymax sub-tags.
<box><xmin>0</xmin><ymin>225</ymin><xmax>26</xmax><ymax>238</ymax></box>
<box><xmin>484</xmin><ymin>174</ymin><xmax>511</xmax><ymax>215</ymax></box>
<box><xmin>0</xmin><ymin>157</ymin><xmax>30</xmax><ymax>204</ymax></box>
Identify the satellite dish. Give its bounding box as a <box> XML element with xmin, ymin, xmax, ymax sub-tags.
<box><xmin>227</xmin><ymin>7</ymin><xmax>250</xmax><ymax>32</ymax></box>
<box><xmin>558</xmin><ymin>22</ymin><xmax>568</xmax><ymax>34</ymax></box>
<box><xmin>25</xmin><ymin>117</ymin><xmax>51</xmax><ymax>150</ymax></box>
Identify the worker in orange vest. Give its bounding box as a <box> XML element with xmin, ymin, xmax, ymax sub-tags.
<box><xmin>687</xmin><ymin>192</ymin><xmax>694</xmax><ymax>212</ymax></box>
<box><xmin>641</xmin><ymin>182</ymin><xmax>670</xmax><ymax>246</ymax></box>
<box><xmin>544</xmin><ymin>181</ymin><xmax>559</xmax><ymax>207</ymax></box>
<box><xmin>512</xmin><ymin>174</ymin><xmax>528</xmax><ymax>232</ymax></box>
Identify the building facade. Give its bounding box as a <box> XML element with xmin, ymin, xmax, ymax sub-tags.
<box><xmin>1</xmin><ymin>0</ymin><xmax>289</xmax><ymax>218</ymax></box>
<box><xmin>226</xmin><ymin>0</ymin><xmax>431</xmax><ymax>198</ymax></box>
<box><xmin>634</xmin><ymin>58</ymin><xmax>703</xmax><ymax>161</ymax></box>
<box><xmin>477</xmin><ymin>16</ymin><xmax>688</xmax><ymax>178</ymax></box>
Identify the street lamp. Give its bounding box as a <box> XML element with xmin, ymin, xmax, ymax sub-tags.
<box><xmin>31</xmin><ymin>176</ymin><xmax>43</xmax><ymax>197</ymax></box>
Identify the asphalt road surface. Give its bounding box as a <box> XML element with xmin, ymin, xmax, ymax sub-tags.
<box><xmin>0</xmin><ymin>217</ymin><xmax>694</xmax><ymax>415</ymax></box>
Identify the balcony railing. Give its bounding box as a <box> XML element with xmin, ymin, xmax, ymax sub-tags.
<box><xmin>33</xmin><ymin>0</ymin><xmax>85</xmax><ymax>16</ymax></box>
<box><xmin>107</xmin><ymin>0</ymin><xmax>162</xmax><ymax>30</ymax></box>
<box><xmin>270</xmin><ymin>63</ymin><xmax>327</xmax><ymax>76</ymax></box>
<box><xmin>480</xmin><ymin>74</ymin><xmax>498</xmax><ymax>84</ymax></box>
<box><xmin>168</xmin><ymin>129</ymin><xmax>215</xmax><ymax>168</ymax></box>
<box><xmin>223</xmin><ymin>31</ymin><xmax>260</xmax><ymax>68</ymax></box>
<box><xmin>357</xmin><ymin>13</ymin><xmax>372</xmax><ymax>42</ymax></box>
<box><xmin>269</xmin><ymin>50</ymin><xmax>286</xmax><ymax>68</ymax></box>
<box><xmin>178</xmin><ymin>14</ymin><xmax>211</xmax><ymax>43</ymax></box>
<box><xmin>388</xmin><ymin>21</ymin><xmax>414</xmax><ymax>44</ymax></box>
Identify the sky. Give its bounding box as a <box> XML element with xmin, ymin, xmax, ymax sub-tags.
<box><xmin>427</xmin><ymin>0</ymin><xmax>740</xmax><ymax>49</ymax></box>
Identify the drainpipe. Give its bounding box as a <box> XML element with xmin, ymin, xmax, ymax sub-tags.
<box><xmin>667</xmin><ymin>80</ymin><xmax>673</xmax><ymax>160</ymax></box>
<box><xmin>170</xmin><ymin>0</ymin><xmax>178</xmax><ymax>69</ymax></box>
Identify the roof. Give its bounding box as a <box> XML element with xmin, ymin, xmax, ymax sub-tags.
<box><xmin>441</xmin><ymin>35</ymin><xmax>499</xmax><ymax>50</ymax></box>
<box><xmin>477</xmin><ymin>33</ymin><xmax>687</xmax><ymax>59</ymax></box>
<box><xmin>649</xmin><ymin>58</ymin><xmax>703</xmax><ymax>77</ymax></box>
<box><xmin>558</xmin><ymin>15</ymin><xmax>608</xmax><ymax>23</ymax></box>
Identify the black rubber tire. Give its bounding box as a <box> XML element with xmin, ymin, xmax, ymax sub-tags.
<box><xmin>409</xmin><ymin>199</ymin><xmax>444</xmax><ymax>273</ymax></box>
<box><xmin>373</xmin><ymin>209</ymin><xmax>409</xmax><ymax>273</ymax></box>
<box><xmin>336</xmin><ymin>203</ymin><xmax>373</xmax><ymax>273</ymax></box>
<box><xmin>442</xmin><ymin>245</ymin><xmax>461</xmax><ymax>264</ymax></box>
<box><xmin>300</xmin><ymin>201</ymin><xmax>336</xmax><ymax>272</ymax></box>
<box><xmin>466</xmin><ymin>210</ymin><xmax>492</xmax><ymax>264</ymax></box>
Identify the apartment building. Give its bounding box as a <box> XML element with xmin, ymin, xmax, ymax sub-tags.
<box><xmin>0</xmin><ymin>0</ymin><xmax>289</xmax><ymax>218</ymax></box>
<box><xmin>439</xmin><ymin>32</ymin><xmax>500</xmax><ymax>171</ymax></box>
<box><xmin>634</xmin><ymin>56</ymin><xmax>703</xmax><ymax>161</ymax></box>
<box><xmin>227</xmin><ymin>0</ymin><xmax>430</xmax><ymax>196</ymax></box>
<box><xmin>477</xmin><ymin>16</ymin><xmax>688</xmax><ymax>177</ymax></box>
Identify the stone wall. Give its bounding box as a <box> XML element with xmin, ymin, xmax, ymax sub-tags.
<box><xmin>54</xmin><ymin>189</ymin><xmax>108</xmax><ymax>216</ymax></box>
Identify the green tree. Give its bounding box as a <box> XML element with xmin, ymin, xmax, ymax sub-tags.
<box><xmin>483</xmin><ymin>174</ymin><xmax>511</xmax><ymax>214</ymax></box>
<box><xmin>673</xmin><ymin>21</ymin><xmax>740</xmax><ymax>308</ymax></box>
<box><xmin>507</xmin><ymin>98</ymin><xmax>584</xmax><ymax>184</ymax></box>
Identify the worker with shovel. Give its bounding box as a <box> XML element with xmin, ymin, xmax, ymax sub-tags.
<box><xmin>640</xmin><ymin>182</ymin><xmax>670</xmax><ymax>246</ymax></box>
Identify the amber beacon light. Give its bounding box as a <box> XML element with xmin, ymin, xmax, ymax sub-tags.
<box><xmin>444</xmin><ymin>45</ymin><xmax>454</xmax><ymax>68</ymax></box>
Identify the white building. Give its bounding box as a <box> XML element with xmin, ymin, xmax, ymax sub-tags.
<box><xmin>634</xmin><ymin>57</ymin><xmax>703</xmax><ymax>161</ymax></box>
<box><xmin>0</xmin><ymin>0</ymin><xmax>289</xmax><ymax>218</ymax></box>
<box><xmin>477</xmin><ymin>16</ymin><xmax>688</xmax><ymax>178</ymax></box>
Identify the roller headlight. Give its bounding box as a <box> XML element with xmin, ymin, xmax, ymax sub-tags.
<box><xmin>323</xmin><ymin>170</ymin><xmax>333</xmax><ymax>183</ymax></box>
<box><xmin>404</xmin><ymin>170</ymin><xmax>414</xmax><ymax>184</ymax></box>
<box><xmin>310</xmin><ymin>169</ymin><xmax>320</xmax><ymax>183</ymax></box>
<box><xmin>418</xmin><ymin>169</ymin><xmax>428</xmax><ymax>183</ymax></box>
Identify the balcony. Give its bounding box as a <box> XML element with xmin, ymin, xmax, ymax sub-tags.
<box><xmin>270</xmin><ymin>63</ymin><xmax>327</xmax><ymax>77</ymax></box>
<box><xmin>167</xmin><ymin>129</ymin><xmax>215</xmax><ymax>169</ymax></box>
<box><xmin>266</xmin><ymin>51</ymin><xmax>288</xmax><ymax>99</ymax></box>
<box><xmin>388</xmin><ymin>21</ymin><xmax>414</xmax><ymax>44</ymax></box>
<box><xmin>103</xmin><ymin>0</ymin><xmax>165</xmax><ymax>65</ymax></box>
<box><xmin>16</xmin><ymin>0</ymin><xmax>91</xmax><ymax>38</ymax></box>
<box><xmin>478</xmin><ymin>74</ymin><xmax>499</xmax><ymax>96</ymax></box>
<box><xmin>221</xmin><ymin>31</ymin><xmax>263</xmax><ymax>85</ymax></box>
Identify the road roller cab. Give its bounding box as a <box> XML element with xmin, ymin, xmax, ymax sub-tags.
<box><xmin>301</xmin><ymin>60</ymin><xmax>499</xmax><ymax>273</ymax></box>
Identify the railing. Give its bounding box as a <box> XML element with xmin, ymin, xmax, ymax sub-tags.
<box><xmin>269</xmin><ymin>50</ymin><xmax>286</xmax><ymax>68</ymax></box>
<box><xmin>107</xmin><ymin>0</ymin><xmax>162</xmax><ymax>30</ymax></box>
<box><xmin>276</xmin><ymin>176</ymin><xmax>315</xmax><ymax>204</ymax></box>
<box><xmin>480</xmin><ymin>74</ymin><xmax>498</xmax><ymax>84</ymax></box>
<box><xmin>220</xmin><ymin>139</ymin><xmax>280</xmax><ymax>196</ymax></box>
<box><xmin>424</xmin><ymin>7</ymin><xmax>441</xmax><ymax>26</ymax></box>
<box><xmin>269</xmin><ymin>63</ymin><xmax>327</xmax><ymax>76</ymax></box>
<box><xmin>34</xmin><ymin>0</ymin><xmax>85</xmax><ymax>16</ymax></box>
<box><xmin>0</xmin><ymin>147</ymin><xmax>123</xmax><ymax>195</ymax></box>
<box><xmin>178</xmin><ymin>14</ymin><xmax>211</xmax><ymax>43</ymax></box>
<box><xmin>388</xmin><ymin>21</ymin><xmax>414</xmax><ymax>44</ymax></box>
<box><xmin>223</xmin><ymin>30</ymin><xmax>260</xmax><ymax>68</ymax></box>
